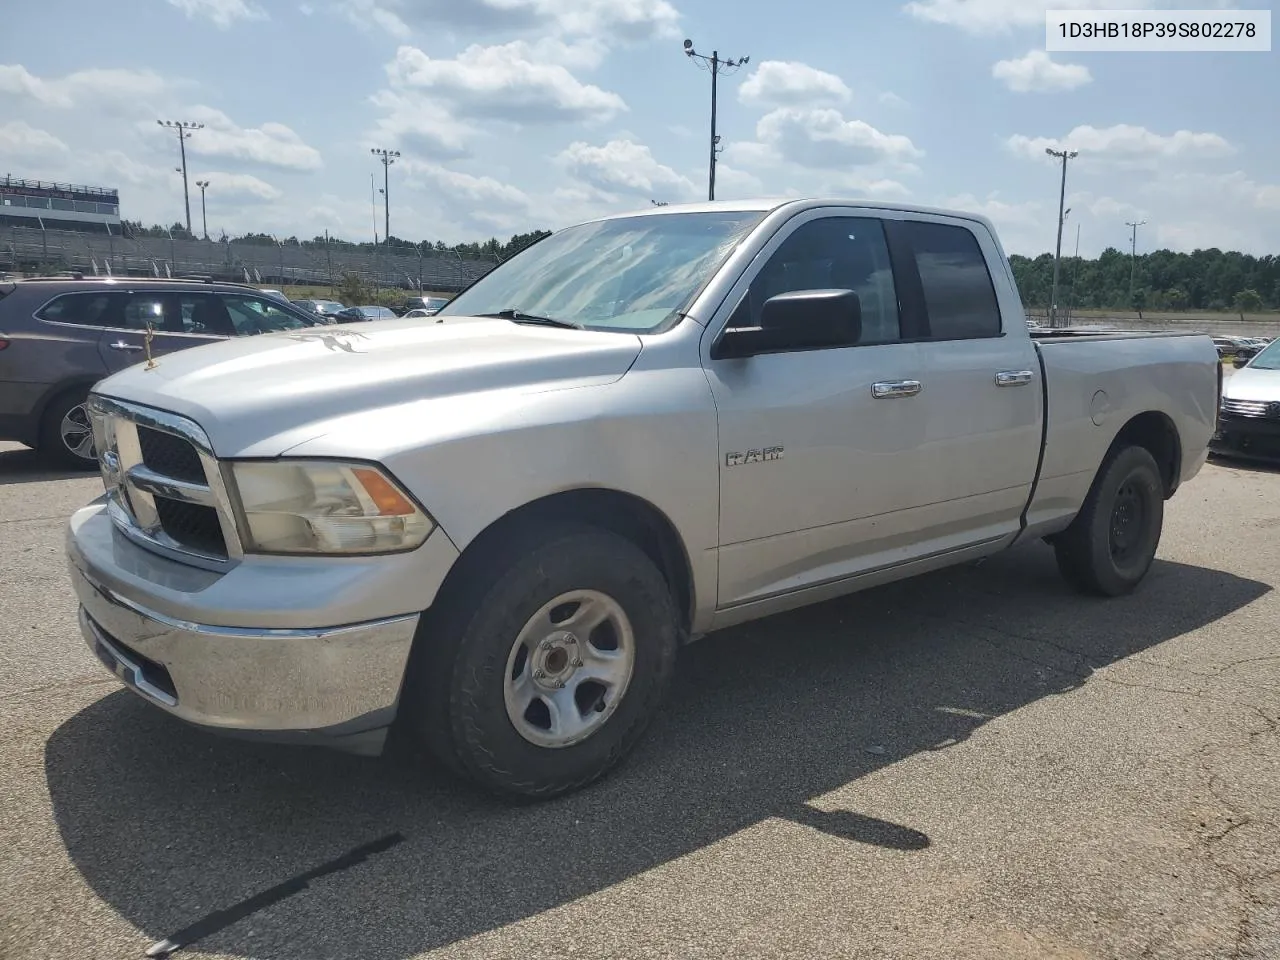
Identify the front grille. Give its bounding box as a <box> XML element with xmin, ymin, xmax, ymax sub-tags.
<box><xmin>90</xmin><ymin>395</ymin><xmax>240</xmax><ymax>565</ymax></box>
<box><xmin>154</xmin><ymin>496</ymin><xmax>227</xmax><ymax>558</ymax></box>
<box><xmin>1220</xmin><ymin>398</ymin><xmax>1280</xmax><ymax>419</ymax></box>
<box><xmin>138</xmin><ymin>424</ymin><xmax>206</xmax><ymax>482</ymax></box>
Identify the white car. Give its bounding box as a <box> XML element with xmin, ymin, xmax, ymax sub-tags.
<box><xmin>1212</xmin><ymin>337</ymin><xmax>1280</xmax><ymax>462</ymax></box>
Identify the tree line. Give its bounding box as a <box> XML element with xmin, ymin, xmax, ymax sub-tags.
<box><xmin>119</xmin><ymin>221</ymin><xmax>551</xmax><ymax>263</ymax></box>
<box><xmin>118</xmin><ymin>220</ymin><xmax>1280</xmax><ymax>313</ymax></box>
<box><xmin>1009</xmin><ymin>247</ymin><xmax>1280</xmax><ymax>314</ymax></box>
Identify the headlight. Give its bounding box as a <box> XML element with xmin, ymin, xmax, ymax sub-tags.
<box><xmin>229</xmin><ymin>460</ymin><xmax>434</xmax><ymax>555</ymax></box>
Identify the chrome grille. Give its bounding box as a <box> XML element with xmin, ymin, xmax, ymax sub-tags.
<box><xmin>87</xmin><ymin>395</ymin><xmax>243</xmax><ymax>568</ymax></box>
<box><xmin>137</xmin><ymin>424</ymin><xmax>206</xmax><ymax>483</ymax></box>
<box><xmin>1221</xmin><ymin>397</ymin><xmax>1280</xmax><ymax>419</ymax></box>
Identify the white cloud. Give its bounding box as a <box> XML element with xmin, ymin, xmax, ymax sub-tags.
<box><xmin>175</xmin><ymin>107</ymin><xmax>323</xmax><ymax>171</ymax></box>
<box><xmin>556</xmin><ymin>139</ymin><xmax>696</xmax><ymax>199</ymax></box>
<box><xmin>367</xmin><ymin>90</ymin><xmax>473</xmax><ymax>158</ymax></box>
<box><xmin>878</xmin><ymin>91</ymin><xmax>909</xmax><ymax>108</ymax></box>
<box><xmin>739</xmin><ymin>61</ymin><xmax>851</xmax><ymax>108</ymax></box>
<box><xmin>1007</xmin><ymin>124</ymin><xmax>1235</xmax><ymax>164</ymax></box>
<box><xmin>404</xmin><ymin>161</ymin><xmax>532</xmax><ymax>210</ymax></box>
<box><xmin>1145</xmin><ymin>171</ymin><xmax>1280</xmax><ymax>214</ymax></box>
<box><xmin>189</xmin><ymin>171</ymin><xmax>281</xmax><ymax>201</ymax></box>
<box><xmin>166</xmin><ymin>0</ymin><xmax>267</xmax><ymax>28</ymax></box>
<box><xmin>904</xmin><ymin>0</ymin><xmax>1233</xmax><ymax>35</ymax></box>
<box><xmin>344</xmin><ymin>0</ymin><xmax>680</xmax><ymax>41</ymax></box>
<box><xmin>0</xmin><ymin>64</ymin><xmax>169</xmax><ymax>110</ymax></box>
<box><xmin>749</xmin><ymin>107</ymin><xmax>924</xmax><ymax>170</ymax></box>
<box><xmin>946</xmin><ymin>192</ymin><xmax>1045</xmax><ymax>228</ymax></box>
<box><xmin>0</xmin><ymin>120</ymin><xmax>69</xmax><ymax>160</ymax></box>
<box><xmin>338</xmin><ymin>0</ymin><xmax>411</xmax><ymax>38</ymax></box>
<box><xmin>993</xmin><ymin>50</ymin><xmax>1091</xmax><ymax>92</ymax></box>
<box><xmin>826</xmin><ymin>176</ymin><xmax>913</xmax><ymax>199</ymax></box>
<box><xmin>386</xmin><ymin>43</ymin><xmax>627</xmax><ymax>125</ymax></box>
<box><xmin>712</xmin><ymin>163</ymin><xmax>766</xmax><ymax>198</ymax></box>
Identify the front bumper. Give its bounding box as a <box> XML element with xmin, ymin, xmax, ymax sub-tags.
<box><xmin>1210</xmin><ymin>413</ymin><xmax>1280</xmax><ymax>463</ymax></box>
<box><xmin>67</xmin><ymin>500</ymin><xmax>460</xmax><ymax>753</ymax></box>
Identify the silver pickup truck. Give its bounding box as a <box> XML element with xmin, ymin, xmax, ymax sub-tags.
<box><xmin>66</xmin><ymin>199</ymin><xmax>1221</xmax><ymax>799</ymax></box>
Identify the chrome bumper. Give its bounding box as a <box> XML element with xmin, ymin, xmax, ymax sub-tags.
<box><xmin>66</xmin><ymin>503</ymin><xmax>449</xmax><ymax>754</ymax></box>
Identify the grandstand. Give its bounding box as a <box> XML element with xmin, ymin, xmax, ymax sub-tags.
<box><xmin>0</xmin><ymin>223</ymin><xmax>498</xmax><ymax>293</ymax></box>
<box><xmin>0</xmin><ymin>177</ymin><xmax>122</xmax><ymax>233</ymax></box>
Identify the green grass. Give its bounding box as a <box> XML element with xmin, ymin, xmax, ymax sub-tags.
<box><xmin>1035</xmin><ymin>308</ymin><xmax>1280</xmax><ymax>324</ymax></box>
<box><xmin>278</xmin><ymin>284</ymin><xmax>455</xmax><ymax>305</ymax></box>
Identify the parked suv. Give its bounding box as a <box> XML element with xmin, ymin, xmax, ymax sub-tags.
<box><xmin>0</xmin><ymin>276</ymin><xmax>323</xmax><ymax>468</ymax></box>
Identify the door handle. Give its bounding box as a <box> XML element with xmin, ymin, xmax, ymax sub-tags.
<box><xmin>871</xmin><ymin>380</ymin><xmax>922</xmax><ymax>399</ymax></box>
<box><xmin>108</xmin><ymin>341</ymin><xmax>143</xmax><ymax>352</ymax></box>
<box><xmin>995</xmin><ymin>369</ymin><xmax>1035</xmax><ymax>387</ymax></box>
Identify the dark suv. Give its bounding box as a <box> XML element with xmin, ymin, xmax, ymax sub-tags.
<box><xmin>0</xmin><ymin>277</ymin><xmax>323</xmax><ymax>468</ymax></box>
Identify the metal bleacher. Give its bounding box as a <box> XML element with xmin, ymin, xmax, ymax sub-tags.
<box><xmin>0</xmin><ymin>224</ymin><xmax>499</xmax><ymax>293</ymax></box>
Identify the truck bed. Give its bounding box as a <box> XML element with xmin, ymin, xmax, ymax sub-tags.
<box><xmin>1029</xmin><ymin>329</ymin><xmax>1210</xmax><ymax>343</ymax></box>
<box><xmin>1019</xmin><ymin>329</ymin><xmax>1221</xmax><ymax>540</ymax></box>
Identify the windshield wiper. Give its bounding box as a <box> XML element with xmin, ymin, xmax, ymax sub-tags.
<box><xmin>477</xmin><ymin>308</ymin><xmax>583</xmax><ymax>330</ymax></box>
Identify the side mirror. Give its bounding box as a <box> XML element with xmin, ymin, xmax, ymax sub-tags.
<box><xmin>1233</xmin><ymin>355</ymin><xmax>1250</xmax><ymax>369</ymax></box>
<box><xmin>713</xmin><ymin>289</ymin><xmax>862</xmax><ymax>360</ymax></box>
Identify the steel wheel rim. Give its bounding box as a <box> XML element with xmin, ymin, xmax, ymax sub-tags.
<box><xmin>503</xmin><ymin>589</ymin><xmax>636</xmax><ymax>749</ymax></box>
<box><xmin>1109</xmin><ymin>478</ymin><xmax>1146</xmax><ymax>565</ymax></box>
<box><xmin>59</xmin><ymin>403</ymin><xmax>96</xmax><ymax>461</ymax></box>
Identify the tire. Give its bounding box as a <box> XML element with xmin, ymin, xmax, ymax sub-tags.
<box><xmin>38</xmin><ymin>388</ymin><xmax>99</xmax><ymax>471</ymax></box>
<box><xmin>406</xmin><ymin>524</ymin><xmax>680</xmax><ymax>799</ymax></box>
<box><xmin>1054</xmin><ymin>445</ymin><xmax>1164</xmax><ymax>597</ymax></box>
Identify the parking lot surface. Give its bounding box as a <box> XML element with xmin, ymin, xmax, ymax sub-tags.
<box><xmin>1</xmin><ymin>439</ymin><xmax>1278</xmax><ymax>960</ymax></box>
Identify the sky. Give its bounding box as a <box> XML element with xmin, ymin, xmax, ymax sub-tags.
<box><xmin>0</xmin><ymin>0</ymin><xmax>1275</xmax><ymax>257</ymax></box>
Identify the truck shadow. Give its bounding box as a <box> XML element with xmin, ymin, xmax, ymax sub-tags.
<box><xmin>44</xmin><ymin>544</ymin><xmax>1268</xmax><ymax>959</ymax></box>
<box><xmin>0</xmin><ymin>445</ymin><xmax>94</xmax><ymax>485</ymax></box>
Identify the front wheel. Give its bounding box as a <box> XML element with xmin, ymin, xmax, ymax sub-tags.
<box><xmin>1054</xmin><ymin>445</ymin><xmax>1164</xmax><ymax>597</ymax></box>
<box><xmin>408</xmin><ymin>526</ymin><xmax>680</xmax><ymax>799</ymax></box>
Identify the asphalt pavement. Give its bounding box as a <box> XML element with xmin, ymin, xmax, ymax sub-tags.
<box><xmin>1</xmin><ymin>438</ymin><xmax>1278</xmax><ymax>960</ymax></box>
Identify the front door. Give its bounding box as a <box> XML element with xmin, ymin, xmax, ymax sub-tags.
<box><xmin>702</xmin><ymin>212</ymin><xmax>937</xmax><ymax>610</ymax></box>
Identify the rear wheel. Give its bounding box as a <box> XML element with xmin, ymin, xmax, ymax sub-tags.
<box><xmin>38</xmin><ymin>389</ymin><xmax>99</xmax><ymax>471</ymax></box>
<box><xmin>407</xmin><ymin>525</ymin><xmax>680</xmax><ymax>799</ymax></box>
<box><xmin>1054</xmin><ymin>445</ymin><xmax>1164</xmax><ymax>597</ymax></box>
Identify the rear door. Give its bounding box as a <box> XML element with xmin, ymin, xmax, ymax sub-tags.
<box><xmin>882</xmin><ymin>215</ymin><xmax>1043</xmax><ymax>550</ymax></box>
<box><xmin>96</xmin><ymin>290</ymin><xmax>224</xmax><ymax>373</ymax></box>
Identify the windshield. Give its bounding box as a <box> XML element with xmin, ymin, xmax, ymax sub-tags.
<box><xmin>1248</xmin><ymin>339</ymin><xmax>1280</xmax><ymax>370</ymax></box>
<box><xmin>438</xmin><ymin>211</ymin><xmax>767</xmax><ymax>333</ymax></box>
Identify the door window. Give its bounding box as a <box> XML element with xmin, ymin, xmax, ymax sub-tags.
<box><xmin>36</xmin><ymin>293</ymin><xmax>113</xmax><ymax>327</ymax></box>
<box><xmin>729</xmin><ymin>217</ymin><xmax>901</xmax><ymax>345</ymax></box>
<box><xmin>217</xmin><ymin>295</ymin><xmax>314</xmax><ymax>335</ymax></box>
<box><xmin>897</xmin><ymin>220</ymin><xmax>1002</xmax><ymax>340</ymax></box>
<box><xmin>118</xmin><ymin>294</ymin><xmax>169</xmax><ymax>331</ymax></box>
<box><xmin>176</xmin><ymin>293</ymin><xmax>237</xmax><ymax>337</ymax></box>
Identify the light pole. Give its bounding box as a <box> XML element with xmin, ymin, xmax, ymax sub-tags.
<box><xmin>158</xmin><ymin>120</ymin><xmax>204</xmax><ymax>235</ymax></box>
<box><xmin>1067</xmin><ymin>221</ymin><xmax>1082</xmax><ymax>323</ymax></box>
<box><xmin>1045</xmin><ymin>146</ymin><xmax>1078</xmax><ymax>327</ymax></box>
<box><xmin>195</xmin><ymin>180</ymin><xmax>210</xmax><ymax>241</ymax></box>
<box><xmin>684</xmin><ymin>39</ymin><xmax>749</xmax><ymax>202</ymax></box>
<box><xmin>1126</xmin><ymin>219</ymin><xmax>1148</xmax><ymax>304</ymax></box>
<box><xmin>370</xmin><ymin>148</ymin><xmax>400</xmax><ymax>246</ymax></box>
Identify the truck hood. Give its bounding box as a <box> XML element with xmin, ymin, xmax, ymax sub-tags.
<box><xmin>1224</xmin><ymin>364</ymin><xmax>1280</xmax><ymax>403</ymax></box>
<box><xmin>93</xmin><ymin>317</ymin><xmax>643</xmax><ymax>456</ymax></box>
